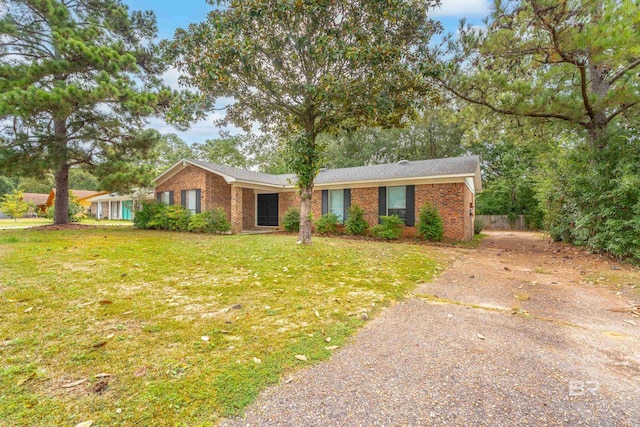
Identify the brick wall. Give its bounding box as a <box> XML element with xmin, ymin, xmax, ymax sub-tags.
<box><xmin>242</xmin><ymin>188</ymin><xmax>255</xmax><ymax>229</ymax></box>
<box><xmin>415</xmin><ymin>183</ymin><xmax>467</xmax><ymax>241</ymax></box>
<box><xmin>278</xmin><ymin>191</ymin><xmax>301</xmax><ymax>228</ymax></box>
<box><xmin>156</xmin><ymin>165</ymin><xmax>232</xmax><ymax>221</ymax></box>
<box><xmin>304</xmin><ymin>183</ymin><xmax>472</xmax><ymax>241</ymax></box>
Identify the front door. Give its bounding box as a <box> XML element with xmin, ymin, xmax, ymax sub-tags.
<box><xmin>257</xmin><ymin>194</ymin><xmax>279</xmax><ymax>226</ymax></box>
<box><xmin>122</xmin><ymin>200</ymin><xmax>133</xmax><ymax>220</ymax></box>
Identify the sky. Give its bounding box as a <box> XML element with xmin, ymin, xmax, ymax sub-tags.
<box><xmin>122</xmin><ymin>0</ymin><xmax>492</xmax><ymax>145</ymax></box>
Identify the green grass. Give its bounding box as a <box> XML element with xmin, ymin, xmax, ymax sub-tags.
<box><xmin>0</xmin><ymin>218</ymin><xmax>133</xmax><ymax>229</ymax></box>
<box><xmin>0</xmin><ymin>228</ymin><xmax>447</xmax><ymax>426</ymax></box>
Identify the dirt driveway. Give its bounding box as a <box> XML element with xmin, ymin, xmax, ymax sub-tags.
<box><xmin>224</xmin><ymin>231</ymin><xmax>640</xmax><ymax>426</ymax></box>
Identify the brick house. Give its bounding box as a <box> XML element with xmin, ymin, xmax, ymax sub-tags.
<box><xmin>154</xmin><ymin>156</ymin><xmax>482</xmax><ymax>240</ymax></box>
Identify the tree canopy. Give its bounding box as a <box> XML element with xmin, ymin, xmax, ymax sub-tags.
<box><xmin>169</xmin><ymin>0</ymin><xmax>441</xmax><ymax>243</ymax></box>
<box><xmin>0</xmin><ymin>0</ymin><xmax>173</xmax><ymax>223</ymax></box>
<box><xmin>436</xmin><ymin>0</ymin><xmax>640</xmax><ymax>147</ymax></box>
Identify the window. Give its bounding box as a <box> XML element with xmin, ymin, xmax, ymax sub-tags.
<box><xmin>159</xmin><ymin>191</ymin><xmax>171</xmax><ymax>205</ymax></box>
<box><xmin>329</xmin><ymin>189</ymin><xmax>344</xmax><ymax>222</ymax></box>
<box><xmin>387</xmin><ymin>186</ymin><xmax>406</xmax><ymax>221</ymax></box>
<box><xmin>186</xmin><ymin>189</ymin><xmax>198</xmax><ymax>214</ymax></box>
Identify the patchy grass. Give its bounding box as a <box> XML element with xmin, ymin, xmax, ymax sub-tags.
<box><xmin>450</xmin><ymin>233</ymin><xmax>486</xmax><ymax>249</ymax></box>
<box><xmin>585</xmin><ymin>269</ymin><xmax>640</xmax><ymax>298</ymax></box>
<box><xmin>0</xmin><ymin>228</ymin><xmax>447</xmax><ymax>426</ymax></box>
<box><xmin>0</xmin><ymin>218</ymin><xmax>132</xmax><ymax>229</ymax></box>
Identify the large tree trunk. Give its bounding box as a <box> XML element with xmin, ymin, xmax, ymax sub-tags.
<box><xmin>53</xmin><ymin>118</ymin><xmax>69</xmax><ymax>224</ymax></box>
<box><xmin>54</xmin><ymin>166</ymin><xmax>70</xmax><ymax>224</ymax></box>
<box><xmin>298</xmin><ymin>186</ymin><xmax>313</xmax><ymax>244</ymax></box>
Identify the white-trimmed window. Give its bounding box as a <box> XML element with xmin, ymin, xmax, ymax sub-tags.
<box><xmin>186</xmin><ymin>189</ymin><xmax>197</xmax><ymax>214</ymax></box>
<box><xmin>387</xmin><ymin>186</ymin><xmax>407</xmax><ymax>221</ymax></box>
<box><xmin>329</xmin><ymin>189</ymin><xmax>345</xmax><ymax>222</ymax></box>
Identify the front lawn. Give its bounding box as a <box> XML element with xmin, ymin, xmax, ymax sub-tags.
<box><xmin>0</xmin><ymin>218</ymin><xmax>133</xmax><ymax>229</ymax></box>
<box><xmin>0</xmin><ymin>228</ymin><xmax>446</xmax><ymax>426</ymax></box>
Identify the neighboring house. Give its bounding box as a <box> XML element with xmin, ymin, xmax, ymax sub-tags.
<box><xmin>22</xmin><ymin>193</ymin><xmax>49</xmax><ymax>214</ymax></box>
<box><xmin>87</xmin><ymin>192</ymin><xmax>154</xmax><ymax>220</ymax></box>
<box><xmin>46</xmin><ymin>189</ymin><xmax>108</xmax><ymax>212</ymax></box>
<box><xmin>155</xmin><ymin>156</ymin><xmax>482</xmax><ymax>241</ymax></box>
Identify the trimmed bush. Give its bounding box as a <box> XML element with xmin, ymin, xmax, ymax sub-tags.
<box><xmin>163</xmin><ymin>205</ymin><xmax>191</xmax><ymax>231</ymax></box>
<box><xmin>371</xmin><ymin>215</ymin><xmax>404</xmax><ymax>240</ymax></box>
<box><xmin>417</xmin><ymin>202</ymin><xmax>444</xmax><ymax>241</ymax></box>
<box><xmin>282</xmin><ymin>207</ymin><xmax>300</xmax><ymax>232</ymax></box>
<box><xmin>134</xmin><ymin>202</ymin><xmax>166</xmax><ymax>229</ymax></box>
<box><xmin>474</xmin><ymin>218</ymin><xmax>484</xmax><ymax>235</ymax></box>
<box><xmin>315</xmin><ymin>212</ymin><xmax>339</xmax><ymax>234</ymax></box>
<box><xmin>188</xmin><ymin>208</ymin><xmax>231</xmax><ymax>233</ymax></box>
<box><xmin>208</xmin><ymin>208</ymin><xmax>232</xmax><ymax>233</ymax></box>
<box><xmin>344</xmin><ymin>204</ymin><xmax>369</xmax><ymax>235</ymax></box>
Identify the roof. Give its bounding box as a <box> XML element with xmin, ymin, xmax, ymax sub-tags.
<box><xmin>87</xmin><ymin>192</ymin><xmax>155</xmax><ymax>203</ymax></box>
<box><xmin>22</xmin><ymin>193</ymin><xmax>49</xmax><ymax>206</ymax></box>
<box><xmin>156</xmin><ymin>156</ymin><xmax>482</xmax><ymax>192</ymax></box>
<box><xmin>314</xmin><ymin>156</ymin><xmax>480</xmax><ymax>185</ymax></box>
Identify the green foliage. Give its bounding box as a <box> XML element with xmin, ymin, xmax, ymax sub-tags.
<box><xmin>0</xmin><ymin>0</ymin><xmax>173</xmax><ymax>223</ymax></box>
<box><xmin>474</xmin><ymin>218</ymin><xmax>484</xmax><ymax>235</ymax></box>
<box><xmin>315</xmin><ymin>213</ymin><xmax>339</xmax><ymax>235</ymax></box>
<box><xmin>371</xmin><ymin>215</ymin><xmax>405</xmax><ymax>240</ymax></box>
<box><xmin>193</xmin><ymin>132</ymin><xmax>251</xmax><ymax>169</ymax></box>
<box><xmin>45</xmin><ymin>194</ymin><xmax>84</xmax><ymax>222</ymax></box>
<box><xmin>417</xmin><ymin>203</ymin><xmax>444</xmax><ymax>241</ymax></box>
<box><xmin>136</xmin><ymin>203</ymin><xmax>230</xmax><ymax>234</ymax></box>
<box><xmin>282</xmin><ymin>207</ymin><xmax>301</xmax><ymax>232</ymax></box>
<box><xmin>439</xmin><ymin>0</ymin><xmax>640</xmax><ymax>147</ymax></box>
<box><xmin>538</xmin><ymin>129</ymin><xmax>640</xmax><ymax>262</ymax></box>
<box><xmin>134</xmin><ymin>202</ymin><xmax>167</xmax><ymax>230</ymax></box>
<box><xmin>344</xmin><ymin>204</ymin><xmax>369</xmax><ymax>236</ymax></box>
<box><xmin>149</xmin><ymin>134</ymin><xmax>197</xmax><ymax>174</ymax></box>
<box><xmin>169</xmin><ymin>0</ymin><xmax>440</xmax><ymax>242</ymax></box>
<box><xmin>0</xmin><ymin>176</ymin><xmax>16</xmax><ymax>198</ymax></box>
<box><xmin>188</xmin><ymin>209</ymin><xmax>232</xmax><ymax>234</ymax></box>
<box><xmin>162</xmin><ymin>205</ymin><xmax>191</xmax><ymax>232</ymax></box>
<box><xmin>0</xmin><ymin>190</ymin><xmax>31</xmax><ymax>220</ymax></box>
<box><xmin>321</xmin><ymin>106</ymin><xmax>467</xmax><ymax>169</ymax></box>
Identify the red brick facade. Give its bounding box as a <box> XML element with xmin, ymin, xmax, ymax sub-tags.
<box><xmin>155</xmin><ymin>166</ymin><xmax>476</xmax><ymax>241</ymax></box>
<box><xmin>155</xmin><ymin>165</ymin><xmax>232</xmax><ymax>221</ymax></box>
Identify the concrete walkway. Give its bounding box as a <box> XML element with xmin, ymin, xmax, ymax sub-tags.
<box><xmin>223</xmin><ymin>231</ymin><xmax>640</xmax><ymax>426</ymax></box>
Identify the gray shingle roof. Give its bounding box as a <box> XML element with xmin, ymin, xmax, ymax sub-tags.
<box><xmin>314</xmin><ymin>156</ymin><xmax>480</xmax><ymax>185</ymax></box>
<box><xmin>176</xmin><ymin>156</ymin><xmax>480</xmax><ymax>188</ymax></box>
<box><xmin>187</xmin><ymin>159</ymin><xmax>296</xmax><ymax>186</ymax></box>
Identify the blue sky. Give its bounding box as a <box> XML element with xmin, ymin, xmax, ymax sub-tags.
<box><xmin>122</xmin><ymin>0</ymin><xmax>491</xmax><ymax>144</ymax></box>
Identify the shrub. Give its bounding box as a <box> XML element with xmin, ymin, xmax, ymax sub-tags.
<box><xmin>417</xmin><ymin>202</ymin><xmax>444</xmax><ymax>241</ymax></box>
<box><xmin>188</xmin><ymin>212</ymin><xmax>210</xmax><ymax>232</ymax></box>
<box><xmin>344</xmin><ymin>204</ymin><xmax>369</xmax><ymax>235</ymax></box>
<box><xmin>538</xmin><ymin>129</ymin><xmax>640</xmax><ymax>262</ymax></box>
<box><xmin>474</xmin><ymin>218</ymin><xmax>484</xmax><ymax>235</ymax></box>
<box><xmin>208</xmin><ymin>208</ymin><xmax>232</xmax><ymax>233</ymax></box>
<box><xmin>134</xmin><ymin>202</ymin><xmax>166</xmax><ymax>229</ymax></box>
<box><xmin>315</xmin><ymin>212</ymin><xmax>339</xmax><ymax>234</ymax></box>
<box><xmin>282</xmin><ymin>207</ymin><xmax>300</xmax><ymax>232</ymax></box>
<box><xmin>371</xmin><ymin>215</ymin><xmax>404</xmax><ymax>240</ymax></box>
<box><xmin>163</xmin><ymin>205</ymin><xmax>191</xmax><ymax>231</ymax></box>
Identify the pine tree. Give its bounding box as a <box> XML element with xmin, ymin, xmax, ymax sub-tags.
<box><xmin>0</xmin><ymin>0</ymin><xmax>173</xmax><ymax>224</ymax></box>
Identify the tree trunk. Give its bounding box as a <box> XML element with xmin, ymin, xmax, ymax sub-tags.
<box><xmin>54</xmin><ymin>166</ymin><xmax>70</xmax><ymax>224</ymax></box>
<box><xmin>298</xmin><ymin>186</ymin><xmax>313</xmax><ymax>244</ymax></box>
<box><xmin>53</xmin><ymin>118</ymin><xmax>69</xmax><ymax>224</ymax></box>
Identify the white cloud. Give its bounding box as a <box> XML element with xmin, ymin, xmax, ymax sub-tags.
<box><xmin>145</xmin><ymin>112</ymin><xmax>244</xmax><ymax>145</ymax></box>
<box><xmin>430</xmin><ymin>0</ymin><xmax>490</xmax><ymax>18</ymax></box>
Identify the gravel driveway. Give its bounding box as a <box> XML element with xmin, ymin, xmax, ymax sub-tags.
<box><xmin>223</xmin><ymin>231</ymin><xmax>640</xmax><ymax>426</ymax></box>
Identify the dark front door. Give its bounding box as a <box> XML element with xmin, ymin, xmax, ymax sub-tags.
<box><xmin>257</xmin><ymin>193</ymin><xmax>279</xmax><ymax>226</ymax></box>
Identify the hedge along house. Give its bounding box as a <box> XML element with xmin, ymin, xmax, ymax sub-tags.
<box><xmin>154</xmin><ymin>156</ymin><xmax>482</xmax><ymax>240</ymax></box>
